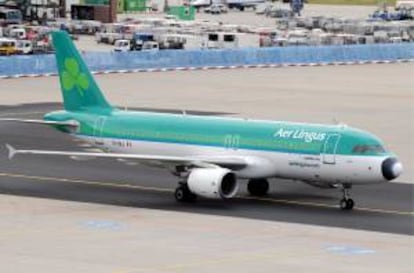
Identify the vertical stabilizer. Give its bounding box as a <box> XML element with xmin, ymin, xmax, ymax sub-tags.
<box><xmin>52</xmin><ymin>31</ymin><xmax>113</xmax><ymax>112</ymax></box>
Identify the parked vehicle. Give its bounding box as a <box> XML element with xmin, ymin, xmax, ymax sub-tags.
<box><xmin>396</xmin><ymin>0</ymin><xmax>414</xmax><ymax>10</ymax></box>
<box><xmin>203</xmin><ymin>32</ymin><xmax>239</xmax><ymax>49</ymax></box>
<box><xmin>259</xmin><ymin>30</ymin><xmax>279</xmax><ymax>47</ymax></box>
<box><xmin>285</xmin><ymin>29</ymin><xmax>309</xmax><ymax>46</ymax></box>
<box><xmin>191</xmin><ymin>0</ymin><xmax>264</xmax><ymax>11</ymax></box>
<box><xmin>132</xmin><ymin>32</ymin><xmax>155</xmax><ymax>50</ymax></box>
<box><xmin>95</xmin><ymin>23</ymin><xmax>132</xmax><ymax>45</ymax></box>
<box><xmin>226</xmin><ymin>0</ymin><xmax>265</xmax><ymax>11</ymax></box>
<box><xmin>113</xmin><ymin>39</ymin><xmax>131</xmax><ymax>52</ymax></box>
<box><xmin>158</xmin><ymin>34</ymin><xmax>187</xmax><ymax>50</ymax></box>
<box><xmin>204</xmin><ymin>4</ymin><xmax>228</xmax><ymax>14</ymax></box>
<box><xmin>142</xmin><ymin>41</ymin><xmax>159</xmax><ymax>51</ymax></box>
<box><xmin>190</xmin><ymin>0</ymin><xmax>214</xmax><ymax>10</ymax></box>
<box><xmin>95</xmin><ymin>31</ymin><xmax>125</xmax><ymax>45</ymax></box>
<box><xmin>0</xmin><ymin>38</ymin><xmax>17</xmax><ymax>55</ymax></box>
<box><xmin>16</xmin><ymin>40</ymin><xmax>33</xmax><ymax>54</ymax></box>
<box><xmin>255</xmin><ymin>3</ymin><xmax>273</xmax><ymax>15</ymax></box>
<box><xmin>9</xmin><ymin>28</ymin><xmax>26</xmax><ymax>40</ymax></box>
<box><xmin>266</xmin><ymin>7</ymin><xmax>293</xmax><ymax>18</ymax></box>
<box><xmin>0</xmin><ymin>8</ymin><xmax>22</xmax><ymax>25</ymax></box>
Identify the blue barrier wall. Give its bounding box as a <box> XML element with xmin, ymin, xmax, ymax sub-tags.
<box><xmin>1</xmin><ymin>43</ymin><xmax>413</xmax><ymax>77</ymax></box>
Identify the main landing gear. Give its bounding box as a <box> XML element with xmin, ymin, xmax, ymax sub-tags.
<box><xmin>339</xmin><ymin>184</ymin><xmax>354</xmax><ymax>210</ymax></box>
<box><xmin>247</xmin><ymin>179</ymin><xmax>269</xmax><ymax>196</ymax></box>
<box><xmin>174</xmin><ymin>182</ymin><xmax>197</xmax><ymax>202</ymax></box>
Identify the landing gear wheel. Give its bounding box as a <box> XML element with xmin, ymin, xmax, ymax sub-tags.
<box><xmin>175</xmin><ymin>184</ymin><xmax>197</xmax><ymax>202</ymax></box>
<box><xmin>339</xmin><ymin>184</ymin><xmax>354</xmax><ymax>210</ymax></box>
<box><xmin>340</xmin><ymin>198</ymin><xmax>348</xmax><ymax>210</ymax></box>
<box><xmin>247</xmin><ymin>179</ymin><xmax>269</xmax><ymax>196</ymax></box>
<box><xmin>340</xmin><ymin>198</ymin><xmax>354</xmax><ymax>210</ymax></box>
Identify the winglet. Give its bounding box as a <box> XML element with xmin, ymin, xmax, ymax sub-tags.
<box><xmin>5</xmin><ymin>144</ymin><xmax>17</xmax><ymax>160</ymax></box>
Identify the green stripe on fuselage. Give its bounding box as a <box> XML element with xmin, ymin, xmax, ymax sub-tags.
<box><xmin>44</xmin><ymin>109</ymin><xmax>390</xmax><ymax>157</ymax></box>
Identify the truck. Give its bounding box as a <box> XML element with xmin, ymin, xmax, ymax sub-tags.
<box><xmin>396</xmin><ymin>0</ymin><xmax>414</xmax><ymax>10</ymax></box>
<box><xmin>226</xmin><ymin>0</ymin><xmax>265</xmax><ymax>11</ymax></box>
<box><xmin>113</xmin><ymin>39</ymin><xmax>131</xmax><ymax>52</ymax></box>
<box><xmin>158</xmin><ymin>34</ymin><xmax>187</xmax><ymax>50</ymax></box>
<box><xmin>203</xmin><ymin>32</ymin><xmax>239</xmax><ymax>49</ymax></box>
<box><xmin>190</xmin><ymin>0</ymin><xmax>265</xmax><ymax>11</ymax></box>
<box><xmin>131</xmin><ymin>32</ymin><xmax>155</xmax><ymax>50</ymax></box>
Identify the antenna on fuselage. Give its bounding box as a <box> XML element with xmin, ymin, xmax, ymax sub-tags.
<box><xmin>333</xmin><ymin>117</ymin><xmax>347</xmax><ymax>128</ymax></box>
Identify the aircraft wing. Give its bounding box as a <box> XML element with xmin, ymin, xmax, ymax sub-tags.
<box><xmin>0</xmin><ymin>118</ymin><xmax>79</xmax><ymax>128</ymax></box>
<box><xmin>5</xmin><ymin>144</ymin><xmax>247</xmax><ymax>170</ymax></box>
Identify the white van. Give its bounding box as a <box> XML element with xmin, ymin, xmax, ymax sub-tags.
<box><xmin>142</xmin><ymin>41</ymin><xmax>159</xmax><ymax>51</ymax></box>
<box><xmin>16</xmin><ymin>40</ymin><xmax>32</xmax><ymax>54</ymax></box>
<box><xmin>113</xmin><ymin>39</ymin><xmax>131</xmax><ymax>52</ymax></box>
<box><xmin>9</xmin><ymin>28</ymin><xmax>26</xmax><ymax>39</ymax></box>
<box><xmin>204</xmin><ymin>32</ymin><xmax>239</xmax><ymax>49</ymax></box>
<box><xmin>396</xmin><ymin>0</ymin><xmax>414</xmax><ymax>9</ymax></box>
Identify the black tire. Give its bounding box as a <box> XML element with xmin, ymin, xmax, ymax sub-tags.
<box><xmin>175</xmin><ymin>185</ymin><xmax>197</xmax><ymax>202</ymax></box>
<box><xmin>340</xmin><ymin>198</ymin><xmax>354</xmax><ymax>210</ymax></box>
<box><xmin>340</xmin><ymin>198</ymin><xmax>348</xmax><ymax>210</ymax></box>
<box><xmin>346</xmin><ymin>199</ymin><xmax>354</xmax><ymax>210</ymax></box>
<box><xmin>247</xmin><ymin>179</ymin><xmax>269</xmax><ymax>196</ymax></box>
<box><xmin>174</xmin><ymin>187</ymin><xmax>186</xmax><ymax>202</ymax></box>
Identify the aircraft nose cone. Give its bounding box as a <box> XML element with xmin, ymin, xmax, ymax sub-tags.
<box><xmin>382</xmin><ymin>157</ymin><xmax>403</xmax><ymax>181</ymax></box>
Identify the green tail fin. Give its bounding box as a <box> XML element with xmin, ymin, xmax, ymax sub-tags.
<box><xmin>52</xmin><ymin>31</ymin><xmax>113</xmax><ymax>112</ymax></box>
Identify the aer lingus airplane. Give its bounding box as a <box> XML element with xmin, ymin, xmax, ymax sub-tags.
<box><xmin>3</xmin><ymin>31</ymin><xmax>403</xmax><ymax>210</ymax></box>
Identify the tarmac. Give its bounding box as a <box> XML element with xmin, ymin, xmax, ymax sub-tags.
<box><xmin>0</xmin><ymin>62</ymin><xmax>413</xmax><ymax>272</ymax></box>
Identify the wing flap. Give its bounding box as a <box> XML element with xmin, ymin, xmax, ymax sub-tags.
<box><xmin>5</xmin><ymin>144</ymin><xmax>247</xmax><ymax>170</ymax></box>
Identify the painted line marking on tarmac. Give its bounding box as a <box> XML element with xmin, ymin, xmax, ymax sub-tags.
<box><xmin>0</xmin><ymin>172</ymin><xmax>412</xmax><ymax>216</ymax></box>
<box><xmin>0</xmin><ymin>172</ymin><xmax>173</xmax><ymax>193</ymax></box>
<box><xmin>239</xmin><ymin>196</ymin><xmax>414</xmax><ymax>216</ymax></box>
<box><xmin>0</xmin><ymin>111</ymin><xmax>46</xmax><ymax>117</ymax></box>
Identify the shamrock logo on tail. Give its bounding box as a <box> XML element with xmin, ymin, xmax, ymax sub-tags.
<box><xmin>62</xmin><ymin>58</ymin><xmax>89</xmax><ymax>97</ymax></box>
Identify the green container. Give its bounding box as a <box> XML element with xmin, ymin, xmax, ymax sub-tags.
<box><xmin>124</xmin><ymin>0</ymin><xmax>146</xmax><ymax>12</ymax></box>
<box><xmin>84</xmin><ymin>0</ymin><xmax>109</xmax><ymax>5</ymax></box>
<box><xmin>117</xmin><ymin>0</ymin><xmax>125</xmax><ymax>13</ymax></box>
<box><xmin>167</xmin><ymin>6</ymin><xmax>195</xmax><ymax>21</ymax></box>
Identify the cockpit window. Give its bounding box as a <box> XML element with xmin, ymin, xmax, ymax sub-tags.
<box><xmin>352</xmin><ymin>144</ymin><xmax>386</xmax><ymax>154</ymax></box>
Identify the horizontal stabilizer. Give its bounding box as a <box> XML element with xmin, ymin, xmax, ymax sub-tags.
<box><xmin>0</xmin><ymin>118</ymin><xmax>79</xmax><ymax>127</ymax></box>
<box><xmin>5</xmin><ymin>144</ymin><xmax>17</xmax><ymax>160</ymax></box>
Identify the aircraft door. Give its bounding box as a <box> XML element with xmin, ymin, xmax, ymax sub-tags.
<box><xmin>322</xmin><ymin>134</ymin><xmax>341</xmax><ymax>164</ymax></box>
<box><xmin>93</xmin><ymin>116</ymin><xmax>106</xmax><ymax>145</ymax></box>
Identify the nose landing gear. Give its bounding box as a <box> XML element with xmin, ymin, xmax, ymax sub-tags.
<box><xmin>339</xmin><ymin>184</ymin><xmax>354</xmax><ymax>210</ymax></box>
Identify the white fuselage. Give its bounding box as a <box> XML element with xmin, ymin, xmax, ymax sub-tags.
<box><xmin>78</xmin><ymin>135</ymin><xmax>388</xmax><ymax>186</ymax></box>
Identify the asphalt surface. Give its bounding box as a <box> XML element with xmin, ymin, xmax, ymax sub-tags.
<box><xmin>0</xmin><ymin>104</ymin><xmax>412</xmax><ymax>236</ymax></box>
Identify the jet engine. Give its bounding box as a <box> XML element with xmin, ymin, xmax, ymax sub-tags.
<box><xmin>187</xmin><ymin>168</ymin><xmax>238</xmax><ymax>199</ymax></box>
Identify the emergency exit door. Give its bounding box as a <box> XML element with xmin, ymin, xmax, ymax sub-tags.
<box><xmin>93</xmin><ymin>117</ymin><xmax>106</xmax><ymax>145</ymax></box>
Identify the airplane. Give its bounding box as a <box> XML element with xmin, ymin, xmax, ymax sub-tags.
<box><xmin>2</xmin><ymin>31</ymin><xmax>403</xmax><ymax>210</ymax></box>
